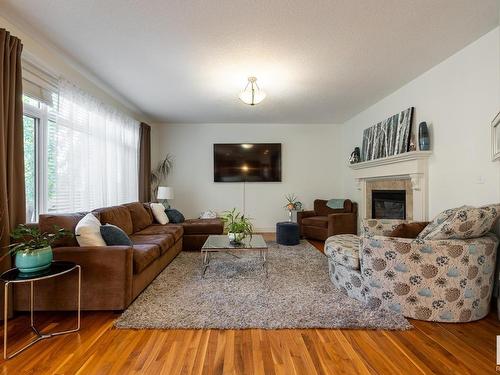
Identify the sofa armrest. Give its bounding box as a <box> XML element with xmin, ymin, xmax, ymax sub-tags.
<box><xmin>328</xmin><ymin>213</ymin><xmax>357</xmax><ymax>236</ymax></box>
<box><xmin>14</xmin><ymin>246</ymin><xmax>134</xmax><ymax>311</ymax></box>
<box><xmin>297</xmin><ymin>210</ymin><xmax>315</xmax><ymax>224</ymax></box>
<box><xmin>361</xmin><ymin>219</ymin><xmax>411</xmax><ymax>237</ymax></box>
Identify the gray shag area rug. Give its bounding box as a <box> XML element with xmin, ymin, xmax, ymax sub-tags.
<box><xmin>115</xmin><ymin>241</ymin><xmax>411</xmax><ymax>330</ymax></box>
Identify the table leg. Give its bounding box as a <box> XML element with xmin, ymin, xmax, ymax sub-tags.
<box><xmin>3</xmin><ymin>266</ymin><xmax>81</xmax><ymax>360</ymax></box>
<box><xmin>202</xmin><ymin>250</ymin><xmax>210</xmax><ymax>277</ymax></box>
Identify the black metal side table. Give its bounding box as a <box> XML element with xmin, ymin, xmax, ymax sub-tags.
<box><xmin>1</xmin><ymin>260</ymin><xmax>81</xmax><ymax>359</ymax></box>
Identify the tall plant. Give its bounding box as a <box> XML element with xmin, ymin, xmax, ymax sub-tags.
<box><xmin>151</xmin><ymin>154</ymin><xmax>174</xmax><ymax>200</ymax></box>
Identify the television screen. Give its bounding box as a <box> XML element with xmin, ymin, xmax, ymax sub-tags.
<box><xmin>214</xmin><ymin>143</ymin><xmax>282</xmax><ymax>182</ymax></box>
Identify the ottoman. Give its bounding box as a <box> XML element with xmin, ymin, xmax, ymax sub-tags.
<box><xmin>276</xmin><ymin>222</ymin><xmax>300</xmax><ymax>246</ymax></box>
<box><xmin>181</xmin><ymin>218</ymin><xmax>224</xmax><ymax>251</ymax></box>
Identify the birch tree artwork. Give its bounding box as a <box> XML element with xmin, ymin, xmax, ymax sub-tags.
<box><xmin>361</xmin><ymin>107</ymin><xmax>413</xmax><ymax>161</ymax></box>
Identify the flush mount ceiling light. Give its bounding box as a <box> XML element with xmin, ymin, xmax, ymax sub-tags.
<box><xmin>239</xmin><ymin>76</ymin><xmax>266</xmax><ymax>105</ymax></box>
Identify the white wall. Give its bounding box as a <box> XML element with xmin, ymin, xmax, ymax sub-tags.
<box><xmin>0</xmin><ymin>15</ymin><xmax>147</xmax><ymax>122</ymax></box>
<box><xmin>341</xmin><ymin>27</ymin><xmax>500</xmax><ymax>219</ymax></box>
<box><xmin>152</xmin><ymin>123</ymin><xmax>343</xmax><ymax>231</ymax></box>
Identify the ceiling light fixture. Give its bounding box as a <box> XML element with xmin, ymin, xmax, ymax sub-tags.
<box><xmin>239</xmin><ymin>76</ymin><xmax>266</xmax><ymax>106</ymax></box>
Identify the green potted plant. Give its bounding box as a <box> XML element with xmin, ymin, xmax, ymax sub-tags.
<box><xmin>7</xmin><ymin>225</ymin><xmax>73</xmax><ymax>274</ymax></box>
<box><xmin>221</xmin><ymin>208</ymin><xmax>253</xmax><ymax>245</ymax></box>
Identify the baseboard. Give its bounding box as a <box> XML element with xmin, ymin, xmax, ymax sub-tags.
<box><xmin>254</xmin><ymin>228</ymin><xmax>276</xmax><ymax>233</ymax></box>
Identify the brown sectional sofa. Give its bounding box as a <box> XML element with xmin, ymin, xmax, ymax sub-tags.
<box><xmin>13</xmin><ymin>202</ymin><xmax>223</xmax><ymax>311</ymax></box>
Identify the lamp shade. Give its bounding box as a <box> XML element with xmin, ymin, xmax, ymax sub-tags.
<box><xmin>239</xmin><ymin>77</ymin><xmax>266</xmax><ymax>105</ymax></box>
<box><xmin>157</xmin><ymin>186</ymin><xmax>174</xmax><ymax>200</ymax></box>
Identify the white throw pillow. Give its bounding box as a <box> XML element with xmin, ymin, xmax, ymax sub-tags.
<box><xmin>150</xmin><ymin>203</ymin><xmax>169</xmax><ymax>225</ymax></box>
<box><xmin>75</xmin><ymin>213</ymin><xmax>106</xmax><ymax>246</ymax></box>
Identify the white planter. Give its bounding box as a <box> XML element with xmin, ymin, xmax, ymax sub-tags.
<box><xmin>228</xmin><ymin>232</ymin><xmax>245</xmax><ymax>243</ymax></box>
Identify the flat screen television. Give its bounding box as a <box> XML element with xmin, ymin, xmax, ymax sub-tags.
<box><xmin>214</xmin><ymin>143</ymin><xmax>282</xmax><ymax>182</ymax></box>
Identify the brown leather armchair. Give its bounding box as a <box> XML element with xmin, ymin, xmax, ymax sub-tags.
<box><xmin>297</xmin><ymin>199</ymin><xmax>357</xmax><ymax>241</ymax></box>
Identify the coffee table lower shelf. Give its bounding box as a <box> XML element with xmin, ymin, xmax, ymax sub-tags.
<box><xmin>200</xmin><ymin>235</ymin><xmax>269</xmax><ymax>278</ymax></box>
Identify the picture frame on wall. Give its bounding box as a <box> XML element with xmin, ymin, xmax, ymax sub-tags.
<box><xmin>361</xmin><ymin>107</ymin><xmax>414</xmax><ymax>161</ymax></box>
<box><xmin>492</xmin><ymin>111</ymin><xmax>500</xmax><ymax>161</ymax></box>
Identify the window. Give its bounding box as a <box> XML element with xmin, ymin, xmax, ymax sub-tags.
<box><xmin>22</xmin><ymin>72</ymin><xmax>140</xmax><ymax>221</ymax></box>
<box><xmin>23</xmin><ymin>113</ymin><xmax>37</xmax><ymax>222</ymax></box>
<box><xmin>22</xmin><ymin>94</ymin><xmax>55</xmax><ymax>222</ymax></box>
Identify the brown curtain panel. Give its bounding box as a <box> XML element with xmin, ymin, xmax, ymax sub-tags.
<box><xmin>0</xmin><ymin>29</ymin><xmax>25</xmax><ymax>319</ymax></box>
<box><xmin>138</xmin><ymin>122</ymin><xmax>151</xmax><ymax>202</ymax></box>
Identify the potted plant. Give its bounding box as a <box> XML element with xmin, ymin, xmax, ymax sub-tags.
<box><xmin>7</xmin><ymin>225</ymin><xmax>73</xmax><ymax>274</ymax></box>
<box><xmin>221</xmin><ymin>208</ymin><xmax>253</xmax><ymax>245</ymax></box>
<box><xmin>284</xmin><ymin>194</ymin><xmax>302</xmax><ymax>221</ymax></box>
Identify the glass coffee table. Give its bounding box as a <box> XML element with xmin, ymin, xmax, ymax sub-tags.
<box><xmin>201</xmin><ymin>235</ymin><xmax>268</xmax><ymax>277</ymax></box>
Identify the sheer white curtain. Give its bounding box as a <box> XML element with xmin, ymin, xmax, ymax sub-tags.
<box><xmin>48</xmin><ymin>79</ymin><xmax>139</xmax><ymax>213</ymax></box>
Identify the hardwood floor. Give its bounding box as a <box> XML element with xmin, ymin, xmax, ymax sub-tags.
<box><xmin>1</xmin><ymin>234</ymin><xmax>499</xmax><ymax>374</ymax></box>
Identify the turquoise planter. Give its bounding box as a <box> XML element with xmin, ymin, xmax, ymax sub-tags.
<box><xmin>15</xmin><ymin>246</ymin><xmax>53</xmax><ymax>273</ymax></box>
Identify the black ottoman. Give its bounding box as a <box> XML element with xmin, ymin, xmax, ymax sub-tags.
<box><xmin>276</xmin><ymin>222</ymin><xmax>300</xmax><ymax>246</ymax></box>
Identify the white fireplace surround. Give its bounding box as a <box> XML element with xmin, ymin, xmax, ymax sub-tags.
<box><xmin>349</xmin><ymin>151</ymin><xmax>432</xmax><ymax>221</ymax></box>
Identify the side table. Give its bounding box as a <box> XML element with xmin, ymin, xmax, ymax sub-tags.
<box><xmin>276</xmin><ymin>222</ymin><xmax>300</xmax><ymax>246</ymax></box>
<box><xmin>1</xmin><ymin>260</ymin><xmax>81</xmax><ymax>359</ymax></box>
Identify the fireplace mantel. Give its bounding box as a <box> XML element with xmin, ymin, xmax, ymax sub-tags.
<box><xmin>349</xmin><ymin>151</ymin><xmax>432</xmax><ymax>220</ymax></box>
<box><xmin>349</xmin><ymin>151</ymin><xmax>432</xmax><ymax>171</ymax></box>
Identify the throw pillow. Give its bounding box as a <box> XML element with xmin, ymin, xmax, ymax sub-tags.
<box><xmin>416</xmin><ymin>206</ymin><xmax>463</xmax><ymax>240</ymax></box>
<box><xmin>165</xmin><ymin>209</ymin><xmax>185</xmax><ymax>223</ymax></box>
<box><xmin>100</xmin><ymin>224</ymin><xmax>133</xmax><ymax>246</ymax></box>
<box><xmin>150</xmin><ymin>203</ymin><xmax>169</xmax><ymax>225</ymax></box>
<box><xmin>75</xmin><ymin>213</ymin><xmax>106</xmax><ymax>247</ymax></box>
<box><xmin>389</xmin><ymin>222</ymin><xmax>429</xmax><ymax>239</ymax></box>
<box><xmin>422</xmin><ymin>204</ymin><xmax>500</xmax><ymax>240</ymax></box>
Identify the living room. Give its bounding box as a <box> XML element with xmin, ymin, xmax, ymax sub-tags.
<box><xmin>0</xmin><ymin>1</ymin><xmax>500</xmax><ymax>374</ymax></box>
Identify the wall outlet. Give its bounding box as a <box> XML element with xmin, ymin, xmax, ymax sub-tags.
<box><xmin>475</xmin><ymin>176</ymin><xmax>485</xmax><ymax>184</ymax></box>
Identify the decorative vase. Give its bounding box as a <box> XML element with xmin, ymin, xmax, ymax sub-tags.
<box><xmin>228</xmin><ymin>232</ymin><xmax>245</xmax><ymax>244</ymax></box>
<box><xmin>418</xmin><ymin>122</ymin><xmax>430</xmax><ymax>151</ymax></box>
<box><xmin>349</xmin><ymin>147</ymin><xmax>361</xmax><ymax>164</ymax></box>
<box><xmin>15</xmin><ymin>246</ymin><xmax>53</xmax><ymax>274</ymax></box>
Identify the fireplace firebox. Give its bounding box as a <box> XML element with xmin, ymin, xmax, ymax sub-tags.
<box><xmin>371</xmin><ymin>190</ymin><xmax>406</xmax><ymax>219</ymax></box>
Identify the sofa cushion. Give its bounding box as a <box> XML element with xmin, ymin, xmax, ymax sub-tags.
<box><xmin>150</xmin><ymin>203</ymin><xmax>169</xmax><ymax>224</ymax></box>
<box><xmin>389</xmin><ymin>222</ymin><xmax>429</xmax><ymax>239</ymax></box>
<box><xmin>75</xmin><ymin>213</ymin><xmax>106</xmax><ymax>247</ymax></box>
<box><xmin>123</xmin><ymin>202</ymin><xmax>153</xmax><ymax>232</ymax></box>
<box><xmin>93</xmin><ymin>205</ymin><xmax>134</xmax><ymax>235</ymax></box>
<box><xmin>324</xmin><ymin>234</ymin><xmax>360</xmax><ymax>270</ymax></box>
<box><xmin>422</xmin><ymin>205</ymin><xmax>500</xmax><ymax>240</ymax></box>
<box><xmin>181</xmin><ymin>218</ymin><xmax>224</xmax><ymax>235</ymax></box>
<box><xmin>302</xmin><ymin>216</ymin><xmax>329</xmax><ymax>228</ymax></box>
<box><xmin>133</xmin><ymin>244</ymin><xmax>161</xmax><ymax>273</ymax></box>
<box><xmin>134</xmin><ymin>224</ymin><xmax>183</xmax><ymax>242</ymax></box>
<box><xmin>100</xmin><ymin>224</ymin><xmax>133</xmax><ymax>246</ymax></box>
<box><xmin>166</xmin><ymin>209</ymin><xmax>185</xmax><ymax>223</ymax></box>
<box><xmin>39</xmin><ymin>212</ymin><xmax>89</xmax><ymax>247</ymax></box>
<box><xmin>130</xmin><ymin>234</ymin><xmax>175</xmax><ymax>254</ymax></box>
<box><xmin>417</xmin><ymin>206</ymin><xmax>462</xmax><ymax>240</ymax></box>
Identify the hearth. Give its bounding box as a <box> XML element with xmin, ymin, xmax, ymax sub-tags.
<box><xmin>372</xmin><ymin>190</ymin><xmax>406</xmax><ymax>219</ymax></box>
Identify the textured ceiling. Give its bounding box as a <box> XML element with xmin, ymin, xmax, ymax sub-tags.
<box><xmin>1</xmin><ymin>0</ymin><xmax>498</xmax><ymax>123</ymax></box>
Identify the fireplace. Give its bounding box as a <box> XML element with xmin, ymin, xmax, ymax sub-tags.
<box><xmin>371</xmin><ymin>190</ymin><xmax>406</xmax><ymax>219</ymax></box>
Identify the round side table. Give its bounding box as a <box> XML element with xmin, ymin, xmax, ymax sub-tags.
<box><xmin>1</xmin><ymin>260</ymin><xmax>81</xmax><ymax>359</ymax></box>
<box><xmin>276</xmin><ymin>222</ymin><xmax>300</xmax><ymax>246</ymax></box>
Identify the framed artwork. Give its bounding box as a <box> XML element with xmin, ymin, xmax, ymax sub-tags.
<box><xmin>492</xmin><ymin>111</ymin><xmax>500</xmax><ymax>161</ymax></box>
<box><xmin>361</xmin><ymin>107</ymin><xmax>414</xmax><ymax>161</ymax></box>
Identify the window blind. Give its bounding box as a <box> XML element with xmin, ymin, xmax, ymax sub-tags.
<box><xmin>22</xmin><ymin>60</ymin><xmax>58</xmax><ymax>107</ymax></box>
<box><xmin>47</xmin><ymin>79</ymin><xmax>140</xmax><ymax>213</ymax></box>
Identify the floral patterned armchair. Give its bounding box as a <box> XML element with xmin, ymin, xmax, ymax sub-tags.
<box><xmin>326</xmin><ymin>219</ymin><xmax>498</xmax><ymax>322</ymax></box>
